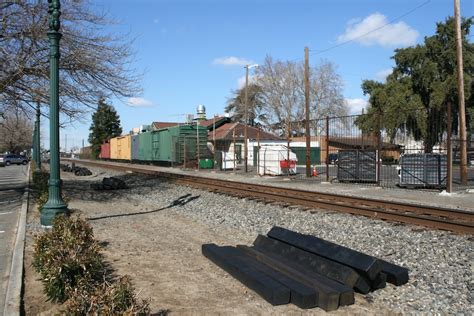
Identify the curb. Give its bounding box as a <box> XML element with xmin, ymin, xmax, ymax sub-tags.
<box><xmin>3</xmin><ymin>164</ymin><xmax>30</xmax><ymax>316</ymax></box>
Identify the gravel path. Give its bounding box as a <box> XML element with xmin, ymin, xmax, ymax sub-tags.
<box><xmin>63</xmin><ymin>165</ymin><xmax>474</xmax><ymax>314</ymax></box>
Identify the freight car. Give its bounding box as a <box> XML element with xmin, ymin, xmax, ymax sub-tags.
<box><xmin>105</xmin><ymin>124</ymin><xmax>209</xmax><ymax>166</ymax></box>
<box><xmin>110</xmin><ymin>135</ymin><xmax>132</xmax><ymax>161</ymax></box>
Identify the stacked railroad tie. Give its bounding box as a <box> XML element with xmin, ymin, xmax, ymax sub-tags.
<box><xmin>202</xmin><ymin>226</ymin><xmax>409</xmax><ymax>311</ymax></box>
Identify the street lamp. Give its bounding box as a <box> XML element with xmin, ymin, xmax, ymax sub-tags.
<box><xmin>41</xmin><ymin>0</ymin><xmax>68</xmax><ymax>226</ymax></box>
<box><xmin>244</xmin><ymin>63</ymin><xmax>258</xmax><ymax>173</ymax></box>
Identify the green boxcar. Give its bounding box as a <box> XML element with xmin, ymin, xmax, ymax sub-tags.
<box><xmin>137</xmin><ymin>124</ymin><xmax>208</xmax><ymax>164</ymax></box>
<box><xmin>138</xmin><ymin>131</ymin><xmax>153</xmax><ymax>161</ymax></box>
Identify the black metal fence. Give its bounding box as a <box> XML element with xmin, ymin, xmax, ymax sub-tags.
<box><xmin>302</xmin><ymin>112</ymin><xmax>473</xmax><ymax>190</ymax></box>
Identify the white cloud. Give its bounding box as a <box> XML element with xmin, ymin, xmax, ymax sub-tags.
<box><xmin>213</xmin><ymin>56</ymin><xmax>253</xmax><ymax>66</ymax></box>
<box><xmin>337</xmin><ymin>13</ymin><xmax>418</xmax><ymax>47</ymax></box>
<box><xmin>153</xmin><ymin>18</ymin><xmax>159</xmax><ymax>24</ymax></box>
<box><xmin>345</xmin><ymin>98</ymin><xmax>368</xmax><ymax>115</ymax></box>
<box><xmin>126</xmin><ymin>97</ymin><xmax>154</xmax><ymax>107</ymax></box>
<box><xmin>375</xmin><ymin>68</ymin><xmax>393</xmax><ymax>81</ymax></box>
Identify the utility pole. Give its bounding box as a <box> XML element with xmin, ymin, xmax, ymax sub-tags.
<box><xmin>454</xmin><ymin>0</ymin><xmax>468</xmax><ymax>185</ymax></box>
<box><xmin>304</xmin><ymin>47</ymin><xmax>311</xmax><ymax>177</ymax></box>
<box><xmin>41</xmin><ymin>0</ymin><xmax>68</xmax><ymax>226</ymax></box>
<box><xmin>244</xmin><ymin>65</ymin><xmax>249</xmax><ymax>173</ymax></box>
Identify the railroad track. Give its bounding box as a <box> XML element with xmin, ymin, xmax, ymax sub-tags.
<box><xmin>65</xmin><ymin>159</ymin><xmax>474</xmax><ymax>235</ymax></box>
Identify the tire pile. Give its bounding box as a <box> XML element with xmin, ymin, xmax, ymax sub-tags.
<box><xmin>90</xmin><ymin>177</ymin><xmax>129</xmax><ymax>190</ymax></box>
<box><xmin>60</xmin><ymin>163</ymin><xmax>93</xmax><ymax>176</ymax></box>
<box><xmin>203</xmin><ymin>226</ymin><xmax>408</xmax><ymax>311</ymax></box>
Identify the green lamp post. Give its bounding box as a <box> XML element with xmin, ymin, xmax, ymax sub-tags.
<box><xmin>34</xmin><ymin>103</ymin><xmax>41</xmax><ymax>169</ymax></box>
<box><xmin>41</xmin><ymin>0</ymin><xmax>68</xmax><ymax>226</ymax></box>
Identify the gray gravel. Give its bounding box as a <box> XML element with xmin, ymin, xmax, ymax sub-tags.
<box><xmin>81</xmin><ymin>167</ymin><xmax>474</xmax><ymax>314</ymax></box>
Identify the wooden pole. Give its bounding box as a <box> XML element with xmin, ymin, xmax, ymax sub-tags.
<box><xmin>233</xmin><ymin>128</ymin><xmax>236</xmax><ymax>172</ymax></box>
<box><xmin>447</xmin><ymin>102</ymin><xmax>453</xmax><ymax>193</ymax></box>
<box><xmin>213</xmin><ymin>115</ymin><xmax>216</xmax><ymax>167</ymax></box>
<box><xmin>326</xmin><ymin>116</ymin><xmax>329</xmax><ymax>182</ymax></box>
<box><xmin>196</xmin><ymin>120</ymin><xmax>200</xmax><ymax>170</ymax></box>
<box><xmin>304</xmin><ymin>47</ymin><xmax>311</xmax><ymax>177</ymax></box>
<box><xmin>454</xmin><ymin>0</ymin><xmax>468</xmax><ymax>185</ymax></box>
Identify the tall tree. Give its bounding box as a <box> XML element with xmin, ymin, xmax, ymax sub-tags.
<box><xmin>358</xmin><ymin>17</ymin><xmax>473</xmax><ymax>152</ymax></box>
<box><xmin>0</xmin><ymin>0</ymin><xmax>141</xmax><ymax>121</ymax></box>
<box><xmin>225</xmin><ymin>83</ymin><xmax>265</xmax><ymax>126</ymax></box>
<box><xmin>251</xmin><ymin>56</ymin><xmax>348</xmax><ymax>136</ymax></box>
<box><xmin>0</xmin><ymin>109</ymin><xmax>34</xmax><ymax>154</ymax></box>
<box><xmin>88</xmin><ymin>98</ymin><xmax>122</xmax><ymax>159</ymax></box>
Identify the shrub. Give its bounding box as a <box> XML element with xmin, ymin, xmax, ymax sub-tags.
<box><xmin>36</xmin><ymin>191</ymin><xmax>70</xmax><ymax>213</ymax></box>
<box><xmin>32</xmin><ymin>170</ymin><xmax>50</xmax><ymax>194</ymax></box>
<box><xmin>33</xmin><ymin>216</ymin><xmax>104</xmax><ymax>303</ymax></box>
<box><xmin>64</xmin><ymin>276</ymin><xmax>151</xmax><ymax>315</ymax></box>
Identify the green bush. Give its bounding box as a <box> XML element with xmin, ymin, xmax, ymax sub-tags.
<box><xmin>32</xmin><ymin>170</ymin><xmax>50</xmax><ymax>194</ymax></box>
<box><xmin>64</xmin><ymin>276</ymin><xmax>151</xmax><ymax>315</ymax></box>
<box><xmin>33</xmin><ymin>216</ymin><xmax>104</xmax><ymax>303</ymax></box>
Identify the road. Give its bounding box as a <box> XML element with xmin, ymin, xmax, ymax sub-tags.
<box><xmin>0</xmin><ymin>165</ymin><xmax>28</xmax><ymax>315</ymax></box>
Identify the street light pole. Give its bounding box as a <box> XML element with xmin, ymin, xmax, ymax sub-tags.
<box><xmin>35</xmin><ymin>102</ymin><xmax>41</xmax><ymax>170</ymax></box>
<box><xmin>244</xmin><ymin>64</ymin><xmax>258</xmax><ymax>173</ymax></box>
<box><xmin>41</xmin><ymin>0</ymin><xmax>68</xmax><ymax>226</ymax></box>
<box><xmin>244</xmin><ymin>65</ymin><xmax>249</xmax><ymax>173</ymax></box>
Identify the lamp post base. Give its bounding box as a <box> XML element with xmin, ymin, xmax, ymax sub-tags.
<box><xmin>40</xmin><ymin>202</ymin><xmax>68</xmax><ymax>227</ymax></box>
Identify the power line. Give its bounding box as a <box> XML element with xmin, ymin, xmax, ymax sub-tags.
<box><xmin>312</xmin><ymin>0</ymin><xmax>431</xmax><ymax>55</ymax></box>
<box><xmin>287</xmin><ymin>0</ymin><xmax>431</xmax><ymax>63</ymax></box>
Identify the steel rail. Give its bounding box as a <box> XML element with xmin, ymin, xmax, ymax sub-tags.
<box><xmin>65</xmin><ymin>159</ymin><xmax>474</xmax><ymax>234</ymax></box>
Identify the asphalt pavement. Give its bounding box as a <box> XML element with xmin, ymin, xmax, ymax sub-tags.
<box><xmin>0</xmin><ymin>165</ymin><xmax>27</xmax><ymax>315</ymax></box>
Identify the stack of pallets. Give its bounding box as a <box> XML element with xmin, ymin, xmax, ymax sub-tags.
<box><xmin>202</xmin><ymin>226</ymin><xmax>408</xmax><ymax>311</ymax></box>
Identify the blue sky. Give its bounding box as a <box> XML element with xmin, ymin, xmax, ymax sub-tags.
<box><xmin>51</xmin><ymin>0</ymin><xmax>473</xmax><ymax>151</ymax></box>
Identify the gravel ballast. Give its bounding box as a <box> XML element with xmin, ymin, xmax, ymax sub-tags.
<box><xmin>69</xmin><ymin>166</ymin><xmax>474</xmax><ymax>314</ymax></box>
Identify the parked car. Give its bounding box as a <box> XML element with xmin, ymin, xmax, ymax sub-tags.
<box><xmin>2</xmin><ymin>154</ymin><xmax>29</xmax><ymax>166</ymax></box>
<box><xmin>0</xmin><ymin>155</ymin><xmax>4</xmax><ymax>167</ymax></box>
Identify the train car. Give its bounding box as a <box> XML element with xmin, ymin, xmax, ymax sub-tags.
<box><xmin>110</xmin><ymin>135</ymin><xmax>131</xmax><ymax>161</ymax></box>
<box><xmin>99</xmin><ymin>141</ymin><xmax>110</xmax><ymax>159</ymax></box>
<box><xmin>131</xmin><ymin>135</ymin><xmax>140</xmax><ymax>161</ymax></box>
<box><xmin>138</xmin><ymin>131</ymin><xmax>153</xmax><ymax>161</ymax></box>
<box><xmin>104</xmin><ymin>124</ymin><xmax>208</xmax><ymax>165</ymax></box>
<box><xmin>154</xmin><ymin>124</ymin><xmax>208</xmax><ymax>165</ymax></box>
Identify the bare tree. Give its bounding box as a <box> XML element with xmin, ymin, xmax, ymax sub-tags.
<box><xmin>0</xmin><ymin>109</ymin><xmax>33</xmax><ymax>154</ymax></box>
<box><xmin>254</xmin><ymin>55</ymin><xmax>348</xmax><ymax>136</ymax></box>
<box><xmin>0</xmin><ymin>0</ymin><xmax>141</xmax><ymax>122</ymax></box>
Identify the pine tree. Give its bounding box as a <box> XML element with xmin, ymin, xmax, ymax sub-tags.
<box><xmin>88</xmin><ymin>98</ymin><xmax>122</xmax><ymax>159</ymax></box>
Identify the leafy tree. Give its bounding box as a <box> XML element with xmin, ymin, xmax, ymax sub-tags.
<box><xmin>358</xmin><ymin>17</ymin><xmax>473</xmax><ymax>152</ymax></box>
<box><xmin>88</xmin><ymin>99</ymin><xmax>122</xmax><ymax>159</ymax></box>
<box><xmin>1</xmin><ymin>0</ymin><xmax>141</xmax><ymax>121</ymax></box>
<box><xmin>225</xmin><ymin>83</ymin><xmax>265</xmax><ymax>126</ymax></box>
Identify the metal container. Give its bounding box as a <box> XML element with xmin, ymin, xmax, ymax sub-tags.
<box><xmin>110</xmin><ymin>135</ymin><xmax>131</xmax><ymax>160</ymax></box>
<box><xmin>131</xmin><ymin>135</ymin><xmax>140</xmax><ymax>161</ymax></box>
<box><xmin>399</xmin><ymin>153</ymin><xmax>447</xmax><ymax>188</ymax></box>
<box><xmin>138</xmin><ymin>131</ymin><xmax>153</xmax><ymax>161</ymax></box>
<box><xmin>337</xmin><ymin>150</ymin><xmax>377</xmax><ymax>183</ymax></box>
<box><xmin>99</xmin><ymin>141</ymin><xmax>110</xmax><ymax>159</ymax></box>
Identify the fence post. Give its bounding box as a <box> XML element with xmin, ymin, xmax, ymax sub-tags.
<box><xmin>447</xmin><ymin>102</ymin><xmax>453</xmax><ymax>193</ymax></box>
<box><xmin>326</xmin><ymin>116</ymin><xmax>329</xmax><ymax>182</ymax></box>
<box><xmin>377</xmin><ymin>111</ymin><xmax>382</xmax><ymax>186</ymax></box>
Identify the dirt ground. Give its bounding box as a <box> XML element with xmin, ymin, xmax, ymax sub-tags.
<box><xmin>23</xmin><ymin>170</ymin><xmax>394</xmax><ymax>315</ymax></box>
